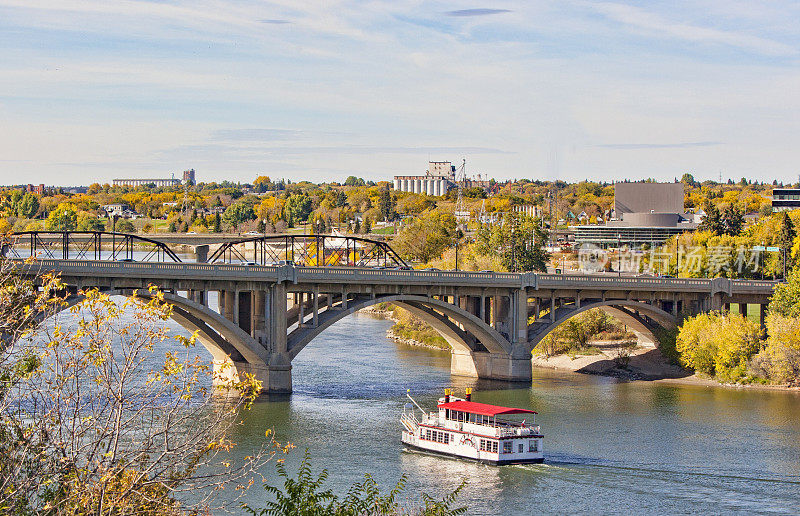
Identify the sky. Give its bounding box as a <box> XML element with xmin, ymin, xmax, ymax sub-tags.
<box><xmin>1</xmin><ymin>1</ymin><xmax>798</xmax><ymax>186</ymax></box>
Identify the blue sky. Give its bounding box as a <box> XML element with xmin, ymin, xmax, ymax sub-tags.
<box><xmin>1</xmin><ymin>1</ymin><xmax>798</xmax><ymax>185</ymax></box>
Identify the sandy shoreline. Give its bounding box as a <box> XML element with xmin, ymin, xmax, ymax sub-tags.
<box><xmin>533</xmin><ymin>344</ymin><xmax>800</xmax><ymax>392</ymax></box>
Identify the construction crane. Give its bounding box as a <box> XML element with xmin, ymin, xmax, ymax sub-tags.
<box><xmin>454</xmin><ymin>158</ymin><xmax>470</xmax><ymax>223</ymax></box>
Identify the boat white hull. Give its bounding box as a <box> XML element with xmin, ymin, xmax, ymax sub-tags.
<box><xmin>401</xmin><ymin>429</ymin><xmax>544</xmax><ymax>465</ymax></box>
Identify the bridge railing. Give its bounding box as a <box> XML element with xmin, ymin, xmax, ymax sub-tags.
<box><xmin>9</xmin><ymin>259</ymin><xmax>778</xmax><ymax>294</ymax></box>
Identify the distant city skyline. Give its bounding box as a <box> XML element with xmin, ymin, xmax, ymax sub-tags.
<box><xmin>1</xmin><ymin>1</ymin><xmax>798</xmax><ymax>185</ymax></box>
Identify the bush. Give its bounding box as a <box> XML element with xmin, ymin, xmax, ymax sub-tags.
<box><xmin>676</xmin><ymin>311</ymin><xmax>762</xmax><ymax>382</ymax></box>
<box><xmin>748</xmin><ymin>313</ymin><xmax>800</xmax><ymax>385</ymax></box>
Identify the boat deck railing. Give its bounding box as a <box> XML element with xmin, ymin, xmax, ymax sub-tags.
<box><xmin>421</xmin><ymin>413</ymin><xmax>540</xmax><ymax>437</ymax></box>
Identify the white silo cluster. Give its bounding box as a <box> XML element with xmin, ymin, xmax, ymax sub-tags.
<box><xmin>392</xmin><ymin>161</ymin><xmax>456</xmax><ymax>196</ymax></box>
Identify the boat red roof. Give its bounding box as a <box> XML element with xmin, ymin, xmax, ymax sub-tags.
<box><xmin>437</xmin><ymin>400</ymin><xmax>537</xmax><ymax>416</ymax></box>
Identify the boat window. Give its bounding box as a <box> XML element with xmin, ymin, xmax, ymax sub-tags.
<box><xmin>425</xmin><ymin>429</ymin><xmax>431</xmax><ymax>440</ymax></box>
<box><xmin>444</xmin><ymin>433</ymin><xmax>450</xmax><ymax>444</ymax></box>
<box><xmin>445</xmin><ymin>409</ymin><xmax>450</xmax><ymax>420</ymax></box>
<box><xmin>503</xmin><ymin>441</ymin><xmax>513</xmax><ymax>454</ymax></box>
<box><xmin>518</xmin><ymin>443</ymin><xmax>524</xmax><ymax>453</ymax></box>
<box><xmin>457</xmin><ymin>411</ymin><xmax>465</xmax><ymax>422</ymax></box>
<box><xmin>529</xmin><ymin>439</ymin><xmax>538</xmax><ymax>452</ymax></box>
<box><xmin>480</xmin><ymin>439</ymin><xmax>499</xmax><ymax>453</ymax></box>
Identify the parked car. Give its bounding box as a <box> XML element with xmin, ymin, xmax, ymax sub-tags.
<box><xmin>278</xmin><ymin>260</ymin><xmax>295</xmax><ymax>266</ymax></box>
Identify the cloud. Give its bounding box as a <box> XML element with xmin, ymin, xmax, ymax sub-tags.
<box><xmin>444</xmin><ymin>9</ymin><xmax>511</xmax><ymax>17</ymax></box>
<box><xmin>211</xmin><ymin>128</ymin><xmax>307</xmax><ymax>142</ymax></box>
<box><xmin>258</xmin><ymin>19</ymin><xmax>291</xmax><ymax>24</ymax></box>
<box><xmin>157</xmin><ymin>144</ymin><xmax>512</xmax><ymax>160</ymax></box>
<box><xmin>591</xmin><ymin>2</ymin><xmax>796</xmax><ymax>56</ymax></box>
<box><xmin>596</xmin><ymin>141</ymin><xmax>723</xmax><ymax>150</ymax></box>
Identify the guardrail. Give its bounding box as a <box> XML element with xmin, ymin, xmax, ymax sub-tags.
<box><xmin>10</xmin><ymin>259</ymin><xmax>778</xmax><ymax>294</ymax></box>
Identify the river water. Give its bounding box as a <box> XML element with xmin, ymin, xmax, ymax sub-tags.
<box><xmin>25</xmin><ymin>286</ymin><xmax>800</xmax><ymax>513</ymax></box>
<box><xmin>218</xmin><ymin>313</ymin><xmax>800</xmax><ymax>514</ymax></box>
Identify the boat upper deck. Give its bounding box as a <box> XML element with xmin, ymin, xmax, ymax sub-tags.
<box><xmin>422</xmin><ymin>397</ymin><xmax>541</xmax><ymax>438</ymax></box>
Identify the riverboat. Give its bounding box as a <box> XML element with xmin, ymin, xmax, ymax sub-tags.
<box><xmin>401</xmin><ymin>388</ymin><xmax>543</xmax><ymax>465</ymax></box>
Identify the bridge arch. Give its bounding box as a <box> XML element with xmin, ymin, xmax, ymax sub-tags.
<box><xmin>286</xmin><ymin>294</ymin><xmax>512</xmax><ymax>360</ymax></box>
<box><xmin>529</xmin><ymin>300</ymin><xmax>677</xmax><ymax>349</ymax></box>
<box><xmin>41</xmin><ymin>289</ymin><xmax>269</xmax><ymax>388</ymax></box>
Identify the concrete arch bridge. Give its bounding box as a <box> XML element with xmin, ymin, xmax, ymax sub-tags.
<box><xmin>12</xmin><ymin>258</ymin><xmax>777</xmax><ymax>393</ymax></box>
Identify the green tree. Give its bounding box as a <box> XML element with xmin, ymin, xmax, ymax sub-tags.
<box><xmin>45</xmin><ymin>203</ymin><xmax>78</xmax><ymax>231</ymax></box>
<box><xmin>16</xmin><ymin>193</ymin><xmax>39</xmax><ymax>219</ymax></box>
<box><xmin>476</xmin><ymin>214</ymin><xmax>549</xmax><ymax>272</ymax></box>
<box><xmin>779</xmin><ymin>211</ymin><xmax>795</xmax><ymax>250</ymax></box>
<box><xmin>378</xmin><ymin>184</ymin><xmax>396</xmax><ymax>222</ymax></box>
<box><xmin>344</xmin><ymin>176</ymin><xmax>366</xmax><ymax>187</ymax></box>
<box><xmin>213</xmin><ymin>212</ymin><xmax>222</xmax><ymax>233</ymax></box>
<box><xmin>115</xmin><ymin>219</ymin><xmax>136</xmax><ymax>233</ymax></box>
<box><xmin>76</xmin><ymin>213</ymin><xmax>106</xmax><ymax>231</ymax></box>
<box><xmin>334</xmin><ymin>190</ymin><xmax>348</xmax><ymax>207</ymax></box>
<box><xmin>721</xmin><ymin>205</ymin><xmax>744</xmax><ymax>236</ymax></box>
<box><xmin>392</xmin><ymin>211</ymin><xmax>456</xmax><ymax>263</ymax></box>
<box><xmin>283</xmin><ymin>193</ymin><xmax>313</xmax><ymax>225</ymax></box>
<box><xmin>223</xmin><ymin>200</ymin><xmax>256</xmax><ymax>231</ymax></box>
<box><xmin>699</xmin><ymin>201</ymin><xmax>723</xmax><ymax>235</ymax></box>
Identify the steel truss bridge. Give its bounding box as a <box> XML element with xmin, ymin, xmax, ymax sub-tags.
<box><xmin>206</xmin><ymin>234</ymin><xmax>407</xmax><ymax>267</ymax></box>
<box><xmin>2</xmin><ymin>231</ymin><xmax>407</xmax><ymax>268</ymax></box>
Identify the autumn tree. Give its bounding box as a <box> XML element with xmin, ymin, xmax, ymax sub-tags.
<box><xmin>45</xmin><ymin>203</ymin><xmax>78</xmax><ymax>231</ymax></box>
<box><xmin>0</xmin><ymin>262</ymin><xmax>277</xmax><ymax>513</ymax></box>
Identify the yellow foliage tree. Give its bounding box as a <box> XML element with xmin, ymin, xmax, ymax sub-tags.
<box><xmin>676</xmin><ymin>311</ymin><xmax>762</xmax><ymax>382</ymax></box>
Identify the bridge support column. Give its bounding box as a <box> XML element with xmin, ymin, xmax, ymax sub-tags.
<box><xmin>265</xmin><ymin>282</ymin><xmax>291</xmax><ymax>393</ymax></box>
<box><xmin>456</xmin><ymin>347</ymin><xmax>532</xmax><ymax>383</ymax></box>
<box><xmin>759</xmin><ymin>304</ymin><xmax>766</xmax><ymax>331</ymax></box>
<box><xmin>252</xmin><ymin>290</ymin><xmax>266</xmax><ymax>341</ymax></box>
<box><xmin>738</xmin><ymin>303</ymin><xmax>748</xmax><ymax>318</ymax></box>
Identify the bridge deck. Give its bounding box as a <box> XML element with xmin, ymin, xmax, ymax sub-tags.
<box><xmin>13</xmin><ymin>259</ymin><xmax>778</xmax><ymax>295</ymax></box>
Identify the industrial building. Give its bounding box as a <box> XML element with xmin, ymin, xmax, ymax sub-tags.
<box><xmin>393</xmin><ymin>161</ymin><xmax>457</xmax><ymax>196</ymax></box>
<box><xmin>574</xmin><ymin>182</ymin><xmax>697</xmax><ymax>247</ymax></box>
<box><xmin>113</xmin><ymin>169</ymin><xmax>195</xmax><ymax>188</ymax></box>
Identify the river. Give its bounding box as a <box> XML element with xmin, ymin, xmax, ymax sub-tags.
<box><xmin>218</xmin><ymin>313</ymin><xmax>800</xmax><ymax>514</ymax></box>
<box><xmin>23</xmin><ymin>286</ymin><xmax>800</xmax><ymax>513</ymax></box>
